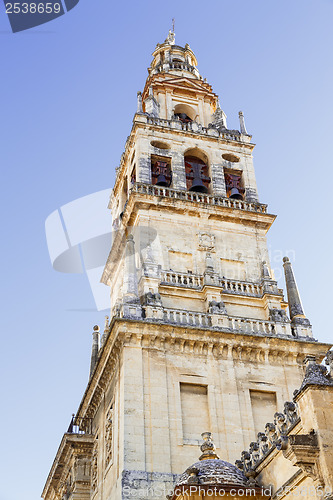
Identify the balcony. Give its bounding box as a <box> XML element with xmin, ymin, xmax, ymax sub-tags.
<box><xmin>143</xmin><ymin>114</ymin><xmax>247</xmax><ymax>142</ymax></box>
<box><xmin>131</xmin><ymin>182</ymin><xmax>268</xmax><ymax>214</ymax></box>
<box><xmin>160</xmin><ymin>270</ymin><xmax>275</xmax><ymax>298</ymax></box>
<box><xmin>67</xmin><ymin>414</ymin><xmax>93</xmax><ymax>435</ymax></box>
<box><xmin>154</xmin><ymin>307</ymin><xmax>293</xmax><ymax>337</ymax></box>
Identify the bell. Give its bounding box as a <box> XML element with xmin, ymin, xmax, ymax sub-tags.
<box><xmin>229</xmin><ymin>187</ymin><xmax>243</xmax><ymax>200</ymax></box>
<box><xmin>190</xmin><ymin>176</ymin><xmax>208</xmax><ymax>193</ymax></box>
<box><xmin>155</xmin><ymin>173</ymin><xmax>169</xmax><ymax>187</ymax></box>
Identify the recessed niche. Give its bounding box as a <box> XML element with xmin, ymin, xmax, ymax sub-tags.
<box><xmin>222</xmin><ymin>153</ymin><xmax>240</xmax><ymax>163</ymax></box>
<box><xmin>151</xmin><ymin>141</ymin><xmax>170</xmax><ymax>150</ymax></box>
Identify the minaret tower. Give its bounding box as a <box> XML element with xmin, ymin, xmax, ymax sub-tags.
<box><xmin>42</xmin><ymin>30</ymin><xmax>329</xmax><ymax>500</ymax></box>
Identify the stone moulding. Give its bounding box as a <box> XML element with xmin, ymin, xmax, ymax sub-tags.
<box><xmin>42</xmin><ymin>433</ymin><xmax>94</xmax><ymax>500</ymax></box>
<box><xmin>76</xmin><ymin>318</ymin><xmax>329</xmax><ymax>423</ymax></box>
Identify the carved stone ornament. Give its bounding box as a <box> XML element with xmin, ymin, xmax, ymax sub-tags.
<box><xmin>105</xmin><ymin>405</ymin><xmax>113</xmax><ymax>468</ymax></box>
<box><xmin>325</xmin><ymin>349</ymin><xmax>333</xmax><ymax>377</ymax></box>
<box><xmin>198</xmin><ymin>232</ymin><xmax>215</xmax><ymax>251</ymax></box>
<box><xmin>91</xmin><ymin>441</ymin><xmax>98</xmax><ymax>492</ymax></box>
<box><xmin>298</xmin><ymin>359</ymin><xmax>333</xmax><ymax>393</ymax></box>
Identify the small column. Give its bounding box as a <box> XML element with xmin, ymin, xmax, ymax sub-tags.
<box><xmin>239</xmin><ymin>111</ymin><xmax>248</xmax><ymax>135</ymax></box>
<box><xmin>122</xmin><ymin>235</ymin><xmax>142</xmax><ymax>319</ymax></box>
<box><xmin>89</xmin><ymin>325</ymin><xmax>100</xmax><ymax>379</ymax></box>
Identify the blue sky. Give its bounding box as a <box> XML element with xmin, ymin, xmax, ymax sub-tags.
<box><xmin>1</xmin><ymin>1</ymin><xmax>333</xmax><ymax>499</ymax></box>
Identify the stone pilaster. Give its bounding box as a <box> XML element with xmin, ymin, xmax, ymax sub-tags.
<box><xmin>171</xmin><ymin>151</ymin><xmax>187</xmax><ymax>190</ymax></box>
<box><xmin>211</xmin><ymin>163</ymin><xmax>227</xmax><ymax>196</ymax></box>
<box><xmin>138</xmin><ymin>155</ymin><xmax>151</xmax><ymax>184</ymax></box>
<box><xmin>122</xmin><ymin>235</ymin><xmax>142</xmax><ymax>319</ymax></box>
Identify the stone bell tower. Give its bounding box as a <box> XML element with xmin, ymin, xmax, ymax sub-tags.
<box><xmin>42</xmin><ymin>30</ymin><xmax>330</xmax><ymax>500</ymax></box>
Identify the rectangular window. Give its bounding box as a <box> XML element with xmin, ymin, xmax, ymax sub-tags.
<box><xmin>250</xmin><ymin>390</ymin><xmax>277</xmax><ymax>436</ymax></box>
<box><xmin>180</xmin><ymin>383</ymin><xmax>209</xmax><ymax>442</ymax></box>
<box><xmin>169</xmin><ymin>251</ymin><xmax>193</xmax><ymax>273</ymax></box>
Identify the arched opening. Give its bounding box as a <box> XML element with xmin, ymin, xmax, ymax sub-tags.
<box><xmin>173</xmin><ymin>104</ymin><xmax>196</xmax><ymax>124</ymax></box>
<box><xmin>224</xmin><ymin>171</ymin><xmax>244</xmax><ymax>200</ymax></box>
<box><xmin>184</xmin><ymin>149</ymin><xmax>210</xmax><ymax>193</ymax></box>
<box><xmin>151</xmin><ymin>156</ymin><xmax>172</xmax><ymax>187</ymax></box>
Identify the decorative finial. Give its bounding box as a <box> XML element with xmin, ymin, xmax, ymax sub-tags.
<box><xmin>262</xmin><ymin>260</ymin><xmax>271</xmax><ymax>278</ymax></box>
<box><xmin>89</xmin><ymin>325</ymin><xmax>101</xmax><ymax>379</ymax></box>
<box><xmin>325</xmin><ymin>349</ymin><xmax>333</xmax><ymax>377</ymax></box>
<box><xmin>165</xmin><ymin>20</ymin><xmax>175</xmax><ymax>45</ymax></box>
<box><xmin>137</xmin><ymin>91</ymin><xmax>143</xmax><ymax>114</ymax></box>
<box><xmin>199</xmin><ymin>432</ymin><xmax>220</xmax><ymax>460</ymax></box>
<box><xmin>283</xmin><ymin>257</ymin><xmax>308</xmax><ymax>324</ymax></box>
<box><xmin>239</xmin><ymin>111</ymin><xmax>248</xmax><ymax>135</ymax></box>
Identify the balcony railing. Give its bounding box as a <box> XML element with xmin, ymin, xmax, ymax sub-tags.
<box><xmin>67</xmin><ymin>414</ymin><xmax>93</xmax><ymax>435</ymax></box>
<box><xmin>160</xmin><ymin>308</ymin><xmax>292</xmax><ymax>336</ymax></box>
<box><xmin>160</xmin><ymin>270</ymin><xmax>203</xmax><ymax>288</ymax></box>
<box><xmin>160</xmin><ymin>271</ymin><xmax>267</xmax><ymax>298</ymax></box>
<box><xmin>145</xmin><ymin>115</ymin><xmax>243</xmax><ymax>142</ymax></box>
<box><xmin>220</xmin><ymin>279</ymin><xmax>262</xmax><ymax>297</ymax></box>
<box><xmin>163</xmin><ymin>308</ymin><xmax>212</xmax><ymax>327</ymax></box>
<box><xmin>131</xmin><ymin>182</ymin><xmax>268</xmax><ymax>214</ymax></box>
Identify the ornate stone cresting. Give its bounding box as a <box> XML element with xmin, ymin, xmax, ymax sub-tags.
<box><xmin>236</xmin><ymin>399</ymin><xmax>301</xmax><ymax>472</ymax></box>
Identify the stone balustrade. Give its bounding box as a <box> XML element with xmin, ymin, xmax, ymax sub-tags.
<box><xmin>160</xmin><ymin>270</ymin><xmax>203</xmax><ymax>288</ymax></box>
<box><xmin>160</xmin><ymin>271</ymin><xmax>269</xmax><ymax>298</ymax></box>
<box><xmin>229</xmin><ymin>317</ymin><xmax>291</xmax><ymax>336</ymax></box>
<box><xmin>163</xmin><ymin>308</ymin><xmax>212</xmax><ymax>327</ymax></box>
<box><xmin>145</xmin><ymin>307</ymin><xmax>292</xmax><ymax>337</ymax></box>
<box><xmin>144</xmin><ymin>115</ymin><xmax>244</xmax><ymax>142</ymax></box>
<box><xmin>220</xmin><ymin>279</ymin><xmax>262</xmax><ymax>297</ymax></box>
<box><xmin>132</xmin><ymin>182</ymin><xmax>268</xmax><ymax>214</ymax></box>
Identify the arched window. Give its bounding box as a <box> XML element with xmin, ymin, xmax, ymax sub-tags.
<box><xmin>151</xmin><ymin>157</ymin><xmax>172</xmax><ymax>187</ymax></box>
<box><xmin>184</xmin><ymin>150</ymin><xmax>210</xmax><ymax>193</ymax></box>
<box><xmin>173</xmin><ymin>104</ymin><xmax>197</xmax><ymax>124</ymax></box>
<box><xmin>225</xmin><ymin>172</ymin><xmax>244</xmax><ymax>200</ymax></box>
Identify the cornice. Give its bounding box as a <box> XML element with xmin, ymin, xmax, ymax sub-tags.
<box><xmin>76</xmin><ymin>318</ymin><xmax>330</xmax><ymax>423</ymax></box>
<box><xmin>42</xmin><ymin>433</ymin><xmax>94</xmax><ymax>499</ymax></box>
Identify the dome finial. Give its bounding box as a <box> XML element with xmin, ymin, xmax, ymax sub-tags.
<box><xmin>199</xmin><ymin>432</ymin><xmax>220</xmax><ymax>460</ymax></box>
<box><xmin>165</xmin><ymin>19</ymin><xmax>175</xmax><ymax>45</ymax></box>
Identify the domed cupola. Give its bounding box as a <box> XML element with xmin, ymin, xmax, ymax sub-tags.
<box><xmin>169</xmin><ymin>433</ymin><xmax>267</xmax><ymax>499</ymax></box>
<box><xmin>148</xmin><ymin>29</ymin><xmax>201</xmax><ymax>80</ymax></box>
